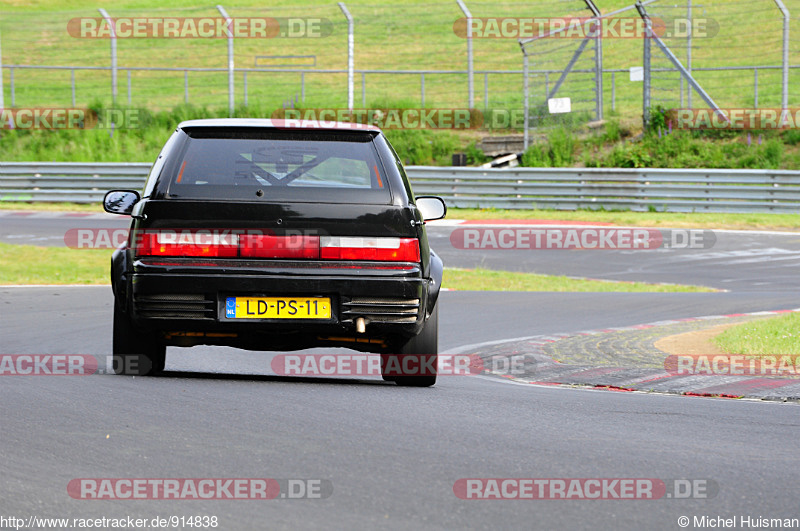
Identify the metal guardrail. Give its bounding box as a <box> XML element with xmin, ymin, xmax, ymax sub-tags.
<box><xmin>1</xmin><ymin>162</ymin><xmax>799</xmax><ymax>213</ymax></box>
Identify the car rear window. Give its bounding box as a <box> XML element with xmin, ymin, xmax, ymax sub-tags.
<box><xmin>162</xmin><ymin>127</ymin><xmax>392</xmax><ymax>204</ymax></box>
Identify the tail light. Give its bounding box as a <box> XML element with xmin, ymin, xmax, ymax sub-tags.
<box><xmin>320</xmin><ymin>237</ymin><xmax>421</xmax><ymax>262</ymax></box>
<box><xmin>240</xmin><ymin>234</ymin><xmax>320</xmax><ymax>259</ymax></box>
<box><xmin>135</xmin><ymin>231</ymin><xmax>420</xmax><ymax>262</ymax></box>
<box><xmin>136</xmin><ymin>231</ymin><xmax>238</xmax><ymax>257</ymax></box>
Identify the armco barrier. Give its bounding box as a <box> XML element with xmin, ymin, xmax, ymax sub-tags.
<box><xmin>1</xmin><ymin>163</ymin><xmax>799</xmax><ymax>213</ymax></box>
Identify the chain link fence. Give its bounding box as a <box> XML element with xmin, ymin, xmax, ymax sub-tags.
<box><xmin>643</xmin><ymin>0</ymin><xmax>797</xmax><ymax>112</ymax></box>
<box><xmin>0</xmin><ymin>1</ymin><xmax>797</xmax><ymax>131</ymax></box>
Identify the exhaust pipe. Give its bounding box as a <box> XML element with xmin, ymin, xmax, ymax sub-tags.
<box><xmin>355</xmin><ymin>317</ymin><xmax>366</xmax><ymax>334</ymax></box>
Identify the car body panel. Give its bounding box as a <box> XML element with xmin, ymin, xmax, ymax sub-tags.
<box><xmin>109</xmin><ymin>119</ymin><xmax>444</xmax><ymax>355</ymax></box>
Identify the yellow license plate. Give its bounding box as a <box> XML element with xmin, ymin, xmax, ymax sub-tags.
<box><xmin>225</xmin><ymin>297</ymin><xmax>331</xmax><ymax>319</ymax></box>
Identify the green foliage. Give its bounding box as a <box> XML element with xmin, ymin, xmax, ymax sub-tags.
<box><xmin>603</xmin><ymin>119</ymin><xmax>622</xmax><ymax>143</ymax></box>
<box><xmin>520</xmin><ymin>127</ymin><xmax>575</xmax><ymax>167</ymax></box>
<box><xmin>465</xmin><ymin>142</ymin><xmax>489</xmax><ymax>165</ymax></box>
<box><xmin>646</xmin><ymin>105</ymin><xmax>668</xmax><ymax>134</ymax></box>
<box><xmin>585</xmin><ymin>129</ymin><xmax>788</xmax><ymax>170</ymax></box>
<box><xmin>782</xmin><ymin>129</ymin><xmax>800</xmax><ymax>146</ymax></box>
<box><xmin>382</xmin><ymin>129</ymin><xmax>460</xmax><ymax>166</ymax></box>
<box><xmin>0</xmin><ymin>103</ymin><xmax>797</xmax><ymax>170</ymax></box>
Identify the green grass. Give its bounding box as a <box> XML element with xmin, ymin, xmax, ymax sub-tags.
<box><xmin>0</xmin><ymin>242</ymin><xmax>110</xmax><ymax>284</ymax></box>
<box><xmin>1</xmin><ymin>0</ymin><xmax>799</xmax><ymax>169</ymax></box>
<box><xmin>0</xmin><ymin>242</ymin><xmax>713</xmax><ymax>291</ymax></box>
<box><xmin>714</xmin><ymin>312</ymin><xmax>800</xmax><ymax>357</ymax></box>
<box><xmin>0</xmin><ymin>1</ymin><xmax>797</xmax><ymax>123</ymax></box>
<box><xmin>0</xmin><ymin>201</ymin><xmax>106</xmax><ymax>211</ymax></box>
<box><xmin>443</xmin><ymin>267</ymin><xmax>715</xmax><ymax>293</ymax></box>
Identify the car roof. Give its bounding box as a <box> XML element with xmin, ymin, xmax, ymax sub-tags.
<box><xmin>177</xmin><ymin>118</ymin><xmax>382</xmax><ymax>133</ymax></box>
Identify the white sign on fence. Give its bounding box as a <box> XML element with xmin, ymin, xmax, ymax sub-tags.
<box><xmin>630</xmin><ymin>66</ymin><xmax>644</xmax><ymax>82</ymax></box>
<box><xmin>548</xmin><ymin>97</ymin><xmax>571</xmax><ymax>114</ymax></box>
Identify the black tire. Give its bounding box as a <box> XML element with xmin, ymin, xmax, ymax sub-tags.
<box><xmin>382</xmin><ymin>303</ymin><xmax>438</xmax><ymax>387</ymax></box>
<box><xmin>112</xmin><ymin>302</ymin><xmax>166</xmax><ymax>376</ymax></box>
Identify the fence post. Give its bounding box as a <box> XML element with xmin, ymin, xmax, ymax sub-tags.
<box><xmin>754</xmin><ymin>68</ymin><xmax>758</xmax><ymax>109</ymax></box>
<box><xmin>686</xmin><ymin>0</ymin><xmax>692</xmax><ymax>108</ymax></box>
<box><xmin>772</xmin><ymin>0</ymin><xmax>789</xmax><ymax>111</ymax></box>
<box><xmin>639</xmin><ymin>2</ymin><xmax>651</xmax><ymax>128</ymax></box>
<box><xmin>0</xmin><ymin>32</ymin><xmax>4</xmax><ymax>109</ymax></box>
<box><xmin>522</xmin><ymin>50</ymin><xmax>529</xmax><ymax>150</ymax></box>
<box><xmin>637</xmin><ymin>1</ymin><xmax>725</xmax><ymax>127</ymax></box>
<box><xmin>216</xmin><ymin>5</ymin><xmax>234</xmax><ymax>117</ymax></box>
<box><xmin>338</xmin><ymin>2</ymin><xmax>354</xmax><ymax>110</ymax></box>
<box><xmin>484</xmin><ymin>73</ymin><xmax>488</xmax><ymax>110</ymax></box>
<box><xmin>584</xmin><ymin>0</ymin><xmax>603</xmax><ymax>120</ymax></box>
<box><xmin>456</xmin><ymin>0</ymin><xmax>474</xmax><ymax>108</ymax></box>
<box><xmin>97</xmin><ymin>9</ymin><xmax>117</xmax><ymax>105</ymax></box>
<box><xmin>611</xmin><ymin>72</ymin><xmax>615</xmax><ymax>112</ymax></box>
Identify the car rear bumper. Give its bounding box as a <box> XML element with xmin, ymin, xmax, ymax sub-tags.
<box><xmin>125</xmin><ymin>259</ymin><xmax>431</xmax><ymax>351</ymax></box>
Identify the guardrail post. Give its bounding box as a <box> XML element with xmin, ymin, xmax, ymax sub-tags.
<box><xmin>97</xmin><ymin>9</ymin><xmax>117</xmax><ymax>105</ymax></box>
<box><xmin>338</xmin><ymin>2</ymin><xmax>354</xmax><ymax>110</ymax></box>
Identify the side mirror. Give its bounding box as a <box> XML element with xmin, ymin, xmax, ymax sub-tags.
<box><xmin>416</xmin><ymin>196</ymin><xmax>447</xmax><ymax>222</ymax></box>
<box><xmin>103</xmin><ymin>190</ymin><xmax>141</xmax><ymax>215</ymax></box>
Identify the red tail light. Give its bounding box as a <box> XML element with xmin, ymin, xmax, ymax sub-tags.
<box><xmin>320</xmin><ymin>237</ymin><xmax>421</xmax><ymax>262</ymax></box>
<box><xmin>240</xmin><ymin>234</ymin><xmax>320</xmax><ymax>259</ymax></box>
<box><xmin>136</xmin><ymin>231</ymin><xmax>238</xmax><ymax>257</ymax></box>
<box><xmin>135</xmin><ymin>231</ymin><xmax>421</xmax><ymax>262</ymax></box>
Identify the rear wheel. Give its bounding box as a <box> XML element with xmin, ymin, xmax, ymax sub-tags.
<box><xmin>112</xmin><ymin>302</ymin><xmax>166</xmax><ymax>376</ymax></box>
<box><xmin>382</xmin><ymin>303</ymin><xmax>438</xmax><ymax>387</ymax></box>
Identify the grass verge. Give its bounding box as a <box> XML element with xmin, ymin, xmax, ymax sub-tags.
<box><xmin>0</xmin><ymin>202</ymin><xmax>106</xmax><ymax>212</ymax></box>
<box><xmin>443</xmin><ymin>267</ymin><xmax>715</xmax><ymax>293</ymax></box>
<box><xmin>449</xmin><ymin>208</ymin><xmax>800</xmax><ymax>231</ymax></box>
<box><xmin>0</xmin><ymin>242</ymin><xmax>109</xmax><ymax>285</ymax></box>
<box><xmin>714</xmin><ymin>312</ymin><xmax>800</xmax><ymax>357</ymax></box>
<box><xmin>0</xmin><ymin>243</ymin><xmax>714</xmax><ymax>292</ymax></box>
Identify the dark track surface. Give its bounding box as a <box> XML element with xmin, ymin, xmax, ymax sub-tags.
<box><xmin>2</xmin><ymin>214</ymin><xmax>799</xmax><ymax>529</ymax></box>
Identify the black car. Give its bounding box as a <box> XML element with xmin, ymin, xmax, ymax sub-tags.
<box><xmin>103</xmin><ymin>119</ymin><xmax>446</xmax><ymax>386</ymax></box>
